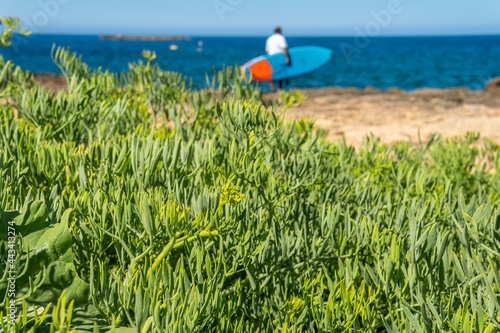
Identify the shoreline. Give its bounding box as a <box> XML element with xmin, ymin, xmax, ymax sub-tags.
<box><xmin>32</xmin><ymin>72</ymin><xmax>500</xmax><ymax>145</ymax></box>
<box><xmin>282</xmin><ymin>81</ymin><xmax>500</xmax><ymax>145</ymax></box>
<box><xmin>31</xmin><ymin>71</ymin><xmax>500</xmax><ymax>94</ymax></box>
<box><xmin>31</xmin><ymin>72</ymin><xmax>500</xmax><ymax>92</ymax></box>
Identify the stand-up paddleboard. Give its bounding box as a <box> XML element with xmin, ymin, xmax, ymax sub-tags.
<box><xmin>241</xmin><ymin>46</ymin><xmax>333</xmax><ymax>82</ymax></box>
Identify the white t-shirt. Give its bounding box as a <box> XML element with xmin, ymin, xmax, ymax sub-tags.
<box><xmin>266</xmin><ymin>34</ymin><xmax>288</xmax><ymax>55</ymax></box>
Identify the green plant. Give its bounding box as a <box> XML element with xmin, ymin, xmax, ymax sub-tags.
<box><xmin>0</xmin><ymin>16</ymin><xmax>31</xmax><ymax>48</ymax></box>
<box><xmin>277</xmin><ymin>89</ymin><xmax>307</xmax><ymax>109</ymax></box>
<box><xmin>0</xmin><ymin>46</ymin><xmax>499</xmax><ymax>332</ymax></box>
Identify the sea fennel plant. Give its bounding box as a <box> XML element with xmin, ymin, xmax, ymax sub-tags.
<box><xmin>0</xmin><ymin>45</ymin><xmax>499</xmax><ymax>332</ymax></box>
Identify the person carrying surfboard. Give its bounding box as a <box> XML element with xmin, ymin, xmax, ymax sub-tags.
<box><xmin>266</xmin><ymin>26</ymin><xmax>290</xmax><ymax>92</ymax></box>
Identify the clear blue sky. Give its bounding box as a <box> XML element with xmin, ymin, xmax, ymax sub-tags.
<box><xmin>2</xmin><ymin>0</ymin><xmax>500</xmax><ymax>36</ymax></box>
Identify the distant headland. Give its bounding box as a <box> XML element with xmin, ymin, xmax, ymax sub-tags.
<box><xmin>99</xmin><ymin>35</ymin><xmax>191</xmax><ymax>41</ymax></box>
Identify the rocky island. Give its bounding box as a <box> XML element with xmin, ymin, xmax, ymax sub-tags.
<box><xmin>99</xmin><ymin>35</ymin><xmax>191</xmax><ymax>41</ymax></box>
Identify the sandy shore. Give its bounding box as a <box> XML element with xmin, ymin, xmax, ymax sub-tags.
<box><xmin>33</xmin><ymin>73</ymin><xmax>500</xmax><ymax>146</ymax></box>
<box><xmin>280</xmin><ymin>83</ymin><xmax>500</xmax><ymax>146</ymax></box>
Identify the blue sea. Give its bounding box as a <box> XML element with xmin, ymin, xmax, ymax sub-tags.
<box><xmin>1</xmin><ymin>34</ymin><xmax>500</xmax><ymax>91</ymax></box>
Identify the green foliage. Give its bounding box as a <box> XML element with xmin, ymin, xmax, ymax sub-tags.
<box><xmin>0</xmin><ymin>46</ymin><xmax>500</xmax><ymax>332</ymax></box>
<box><xmin>140</xmin><ymin>50</ymin><xmax>157</xmax><ymax>68</ymax></box>
<box><xmin>0</xmin><ymin>55</ymin><xmax>34</xmax><ymax>95</ymax></box>
<box><xmin>0</xmin><ymin>201</ymin><xmax>89</xmax><ymax>307</ymax></box>
<box><xmin>277</xmin><ymin>89</ymin><xmax>307</xmax><ymax>109</ymax></box>
<box><xmin>0</xmin><ymin>16</ymin><xmax>31</xmax><ymax>48</ymax></box>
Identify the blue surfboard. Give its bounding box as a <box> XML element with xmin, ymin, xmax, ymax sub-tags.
<box><xmin>241</xmin><ymin>46</ymin><xmax>334</xmax><ymax>82</ymax></box>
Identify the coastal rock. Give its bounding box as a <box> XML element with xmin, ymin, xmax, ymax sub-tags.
<box><xmin>386</xmin><ymin>87</ymin><xmax>404</xmax><ymax>95</ymax></box>
<box><xmin>364</xmin><ymin>85</ymin><xmax>378</xmax><ymax>93</ymax></box>
<box><xmin>31</xmin><ymin>73</ymin><xmax>67</xmax><ymax>91</ymax></box>
<box><xmin>486</xmin><ymin>77</ymin><xmax>500</xmax><ymax>96</ymax></box>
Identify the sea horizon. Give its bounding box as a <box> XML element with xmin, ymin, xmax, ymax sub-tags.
<box><xmin>21</xmin><ymin>32</ymin><xmax>500</xmax><ymax>38</ymax></box>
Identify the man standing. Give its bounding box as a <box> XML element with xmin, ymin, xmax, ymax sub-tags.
<box><xmin>266</xmin><ymin>26</ymin><xmax>290</xmax><ymax>92</ymax></box>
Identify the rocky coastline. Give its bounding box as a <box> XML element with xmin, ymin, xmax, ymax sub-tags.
<box><xmin>31</xmin><ymin>72</ymin><xmax>500</xmax><ymax>145</ymax></box>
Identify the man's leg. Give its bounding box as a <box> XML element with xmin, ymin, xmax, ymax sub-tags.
<box><xmin>279</xmin><ymin>80</ymin><xmax>284</xmax><ymax>90</ymax></box>
<box><xmin>270</xmin><ymin>81</ymin><xmax>276</xmax><ymax>92</ymax></box>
